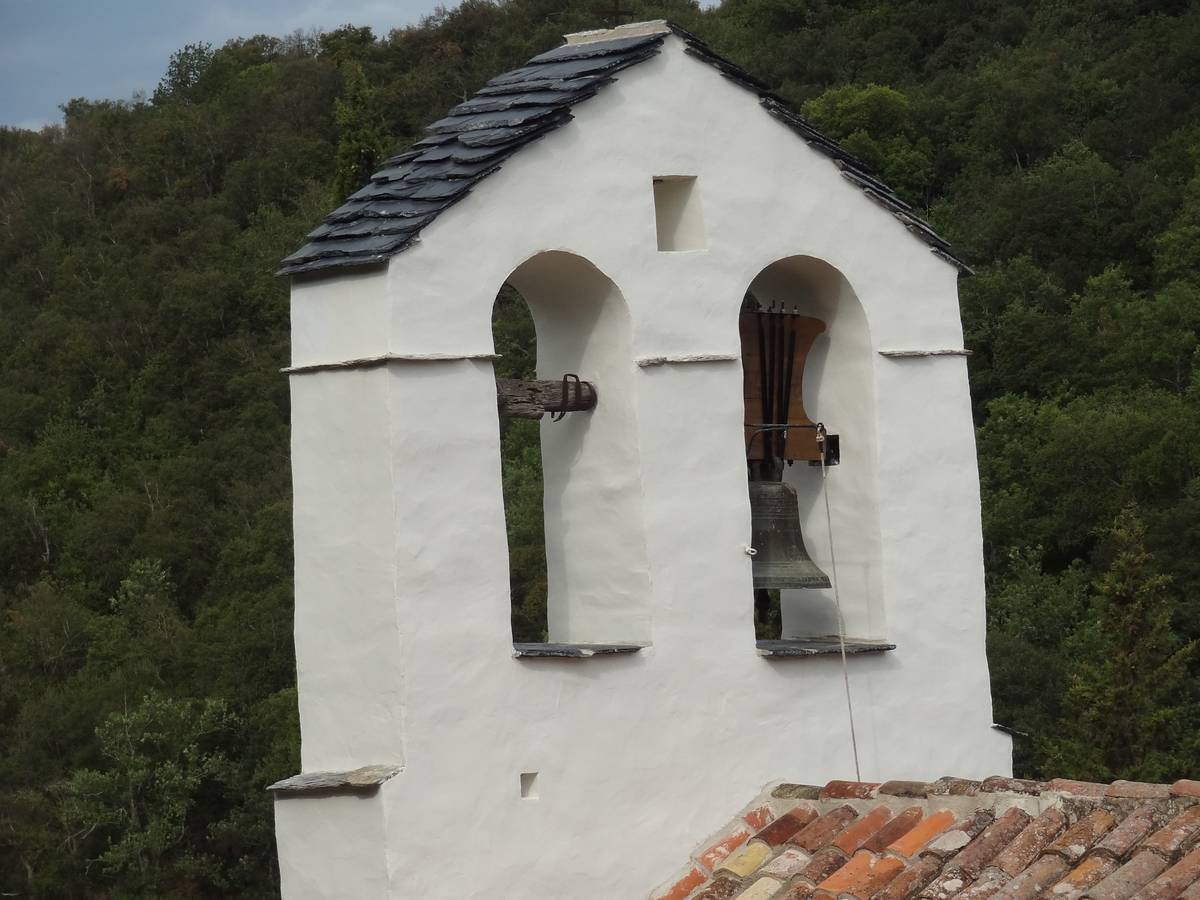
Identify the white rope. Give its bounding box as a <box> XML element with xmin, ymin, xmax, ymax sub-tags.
<box><xmin>819</xmin><ymin>455</ymin><xmax>862</xmax><ymax>782</ymax></box>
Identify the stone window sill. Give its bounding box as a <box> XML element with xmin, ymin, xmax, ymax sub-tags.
<box><xmin>512</xmin><ymin>643</ymin><xmax>645</xmax><ymax>659</ymax></box>
<box><xmin>756</xmin><ymin>638</ymin><xmax>895</xmax><ymax>658</ymax></box>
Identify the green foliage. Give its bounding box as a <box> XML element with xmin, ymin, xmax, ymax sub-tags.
<box><xmin>333</xmin><ymin>61</ymin><xmax>386</xmax><ymax>199</ymax></box>
<box><xmin>493</xmin><ymin>286</ymin><xmax>549</xmax><ymax>642</ymax></box>
<box><xmin>62</xmin><ymin>693</ymin><xmax>237</xmax><ymax>895</ymax></box>
<box><xmin>4</xmin><ymin>0</ymin><xmax>1200</xmax><ymax>893</ymax></box>
<box><xmin>1037</xmin><ymin>510</ymin><xmax>1198</xmax><ymax>782</ymax></box>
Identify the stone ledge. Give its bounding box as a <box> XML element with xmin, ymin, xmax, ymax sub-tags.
<box><xmin>512</xmin><ymin>642</ymin><xmax>645</xmax><ymax>658</ymax></box>
<box><xmin>756</xmin><ymin>638</ymin><xmax>895</xmax><ymax>658</ymax></box>
<box><xmin>267</xmin><ymin>764</ymin><xmax>400</xmax><ymax>795</ymax></box>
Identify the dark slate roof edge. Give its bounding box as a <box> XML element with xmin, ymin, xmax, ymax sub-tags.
<box><xmin>663</xmin><ymin>22</ymin><xmax>970</xmax><ymax>273</ymax></box>
<box><xmin>278</xmin><ymin>24</ymin><xmax>968</xmax><ymax>277</ymax></box>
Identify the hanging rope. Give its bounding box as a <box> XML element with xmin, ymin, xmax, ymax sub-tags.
<box><xmin>819</xmin><ymin>437</ymin><xmax>862</xmax><ymax>782</ymax></box>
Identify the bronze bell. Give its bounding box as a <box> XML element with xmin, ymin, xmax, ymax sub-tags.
<box><xmin>748</xmin><ymin>480</ymin><xmax>832</xmax><ymax>589</ymax></box>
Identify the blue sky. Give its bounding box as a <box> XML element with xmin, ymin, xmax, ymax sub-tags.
<box><xmin>0</xmin><ymin>0</ymin><xmax>443</xmax><ymax>128</ymax></box>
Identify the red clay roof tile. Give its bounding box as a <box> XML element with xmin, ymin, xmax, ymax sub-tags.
<box><xmin>756</xmin><ymin>807</ymin><xmax>820</xmax><ymax>847</ymax></box>
<box><xmin>815</xmin><ymin>851</ymin><xmax>904</xmax><ymax>899</ymax></box>
<box><xmin>1088</xmin><ymin>851</ymin><xmax>1171</xmax><ymax>899</ymax></box>
<box><xmin>1098</xmin><ymin>808</ymin><xmax>1161</xmax><ymax>861</ymax></box>
<box><xmin>1143</xmin><ymin>807</ymin><xmax>1200</xmax><ymax>862</ymax></box>
<box><xmin>863</xmin><ymin>807</ymin><xmax>925</xmax><ymax>854</ymax></box>
<box><xmin>993</xmin><ymin>807</ymin><xmax>1068</xmax><ymax>875</ymax></box>
<box><xmin>1050</xmin><ymin>855</ymin><xmax>1120</xmax><ymax>899</ymax></box>
<box><xmin>981</xmin><ymin>776</ymin><xmax>1045</xmax><ymax>796</ymax></box>
<box><xmin>661</xmin><ymin>775</ymin><xmax>1200</xmax><ymax>900</ymax></box>
<box><xmin>821</xmin><ymin>780</ymin><xmax>881</xmax><ymax>801</ymax></box>
<box><xmin>1046</xmin><ymin>809</ymin><xmax>1118</xmax><ymax>864</ymax></box>
<box><xmin>835</xmin><ymin>807</ymin><xmax>895</xmax><ymax>855</ymax></box>
<box><xmin>888</xmin><ymin>810</ymin><xmax>957</xmax><ymax>859</ymax></box>
<box><xmin>924</xmin><ymin>810</ymin><xmax>995</xmax><ymax>861</ymax></box>
<box><xmin>1109</xmin><ymin>781</ymin><xmax>1173</xmax><ymax>801</ymax></box>
<box><xmin>790</xmin><ymin>806</ymin><xmax>859</xmax><ymax>853</ymax></box>
<box><xmin>1050</xmin><ymin>779</ymin><xmax>1112</xmax><ymax>798</ymax></box>
<box><xmin>876</xmin><ymin>853</ymin><xmax>942</xmax><ymax>900</ymax></box>
<box><xmin>949</xmin><ymin>808</ymin><xmax>1033</xmax><ymax>878</ymax></box>
<box><xmin>994</xmin><ymin>854</ymin><xmax>1070</xmax><ymax>900</ymax></box>
<box><xmin>801</xmin><ymin>847</ymin><xmax>852</xmax><ymax>885</ymax></box>
<box><xmin>1172</xmin><ymin>782</ymin><xmax>1200</xmax><ymax>800</ymax></box>
<box><xmin>932</xmin><ymin>777</ymin><xmax>982</xmax><ymax>796</ymax></box>
<box><xmin>1137</xmin><ymin>846</ymin><xmax>1200</xmax><ymax>900</ymax></box>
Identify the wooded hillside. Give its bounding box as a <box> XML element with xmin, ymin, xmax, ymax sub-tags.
<box><xmin>2</xmin><ymin>0</ymin><xmax>1199</xmax><ymax>895</ymax></box>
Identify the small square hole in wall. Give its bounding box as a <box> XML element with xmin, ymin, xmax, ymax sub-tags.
<box><xmin>520</xmin><ymin>772</ymin><xmax>539</xmax><ymax>800</ymax></box>
<box><xmin>653</xmin><ymin>176</ymin><xmax>706</xmax><ymax>251</ymax></box>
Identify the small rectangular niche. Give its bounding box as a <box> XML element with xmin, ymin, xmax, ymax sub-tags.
<box><xmin>653</xmin><ymin>176</ymin><xmax>706</xmax><ymax>251</ymax></box>
<box><xmin>520</xmin><ymin>772</ymin><xmax>539</xmax><ymax>799</ymax></box>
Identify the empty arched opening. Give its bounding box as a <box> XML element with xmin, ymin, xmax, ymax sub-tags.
<box><xmin>493</xmin><ymin>285</ymin><xmax>549</xmax><ymax>643</ymax></box>
<box><xmin>494</xmin><ymin>251</ymin><xmax>652</xmax><ymax>647</ymax></box>
<box><xmin>741</xmin><ymin>255</ymin><xmax>888</xmax><ymax>646</ymax></box>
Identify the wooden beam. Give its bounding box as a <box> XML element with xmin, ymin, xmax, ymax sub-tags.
<box><xmin>497</xmin><ymin>378</ymin><xmax>598</xmax><ymax>420</ymax></box>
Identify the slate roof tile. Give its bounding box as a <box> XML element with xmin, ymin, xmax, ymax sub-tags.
<box><xmin>657</xmin><ymin>776</ymin><xmax>1200</xmax><ymax>900</ymax></box>
<box><xmin>279</xmin><ymin>23</ymin><xmax>968</xmax><ymax>277</ymax></box>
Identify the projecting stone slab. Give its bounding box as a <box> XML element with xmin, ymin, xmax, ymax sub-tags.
<box><xmin>267</xmin><ymin>764</ymin><xmax>400</xmax><ymax>795</ymax></box>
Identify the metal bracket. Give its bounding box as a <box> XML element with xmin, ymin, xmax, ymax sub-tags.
<box><xmin>551</xmin><ymin>373</ymin><xmax>582</xmax><ymax>422</ymax></box>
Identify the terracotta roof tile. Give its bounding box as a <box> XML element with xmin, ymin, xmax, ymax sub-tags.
<box><xmin>1098</xmin><ymin>808</ymin><xmax>1161</xmax><ymax>860</ymax></box>
<box><xmin>782</xmin><ymin>884</ymin><xmax>815</xmax><ymax>900</ymax></box>
<box><xmin>745</xmin><ymin>806</ymin><xmax>776</xmax><ymax>831</ymax></box>
<box><xmin>880</xmin><ymin>781</ymin><xmax>938</xmax><ymax>799</ymax></box>
<box><xmin>801</xmin><ymin>847</ymin><xmax>852</xmax><ymax>884</ymax></box>
<box><xmin>949</xmin><ymin>808</ymin><xmax>1033</xmax><ymax>878</ymax></box>
<box><xmin>888</xmin><ymin>810</ymin><xmax>957</xmax><ymax>859</ymax></box>
<box><xmin>815</xmin><ymin>850</ymin><xmax>904</xmax><ymax>899</ymax></box>
<box><xmin>822</xmin><ymin>780</ymin><xmax>881</xmax><ymax>801</ymax></box>
<box><xmin>933</xmin><ymin>777</ymin><xmax>983</xmax><ymax>796</ymax></box>
<box><xmin>699</xmin><ymin>824</ymin><xmax>754</xmax><ymax>872</ymax></box>
<box><xmin>1051</xmin><ymin>779</ymin><xmax>1112</xmax><ymax>799</ymax></box>
<box><xmin>1050</xmin><ymin>854</ymin><xmax>1120</xmax><ymax>898</ymax></box>
<box><xmin>877</xmin><ymin>854</ymin><xmax>942</xmax><ymax>900</ymax></box>
<box><xmin>1110</xmin><ymin>782</ymin><xmax>1174</xmax><ymax>801</ymax></box>
<box><xmin>790</xmin><ymin>806</ymin><xmax>859</xmax><ymax>852</ymax></box>
<box><xmin>1142</xmin><ymin>808</ymin><xmax>1200</xmax><ymax>862</ymax></box>
<box><xmin>955</xmin><ymin>867</ymin><xmax>1010</xmax><ymax>900</ymax></box>
<box><xmin>835</xmin><ymin>807</ymin><xmax>896</xmax><ymax>855</ymax></box>
<box><xmin>1046</xmin><ymin>810</ymin><xmax>1118</xmax><ymax>864</ymax></box>
<box><xmin>993</xmin><ymin>808</ymin><xmax>1068</xmax><ymax>875</ymax></box>
<box><xmin>924</xmin><ymin>810</ymin><xmax>995</xmax><ymax>861</ymax></box>
<box><xmin>994</xmin><ymin>854</ymin><xmax>1070</xmax><ymax>899</ymax></box>
<box><xmin>1088</xmin><ymin>851</ymin><xmax>1170</xmax><ymax>899</ymax></box>
<box><xmin>718</xmin><ymin>842</ymin><xmax>773</xmax><ymax>878</ymax></box>
<box><xmin>1138</xmin><ymin>846</ymin><xmax>1200</xmax><ymax>900</ymax></box>
<box><xmin>695</xmin><ymin>875</ymin><xmax>744</xmax><ymax>899</ymax></box>
<box><xmin>981</xmin><ymin>776</ymin><xmax>1045</xmax><ymax>796</ymax></box>
<box><xmin>658</xmin><ymin>775</ymin><xmax>1200</xmax><ymax>900</ymax></box>
<box><xmin>739</xmin><ymin>877</ymin><xmax>788</xmax><ymax>899</ymax></box>
<box><xmin>756</xmin><ymin>808</ymin><xmax>821</xmax><ymax>848</ymax></box>
<box><xmin>760</xmin><ymin>848</ymin><xmax>813</xmax><ymax>880</ymax></box>
<box><xmin>863</xmin><ymin>808</ymin><xmax>925</xmax><ymax>853</ymax></box>
<box><xmin>920</xmin><ymin>869</ymin><xmax>974</xmax><ymax>900</ymax></box>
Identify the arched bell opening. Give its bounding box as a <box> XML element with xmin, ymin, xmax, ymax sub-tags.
<box><xmin>741</xmin><ymin>255</ymin><xmax>887</xmax><ymax>645</ymax></box>
<box><xmin>492</xmin><ymin>285</ymin><xmax>550</xmax><ymax>643</ymax></box>
<box><xmin>495</xmin><ymin>251</ymin><xmax>652</xmax><ymax>647</ymax></box>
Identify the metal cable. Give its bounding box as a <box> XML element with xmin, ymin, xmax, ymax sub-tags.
<box><xmin>819</xmin><ymin>452</ymin><xmax>862</xmax><ymax>781</ymax></box>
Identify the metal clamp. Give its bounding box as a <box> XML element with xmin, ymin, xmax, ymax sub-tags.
<box><xmin>551</xmin><ymin>373</ymin><xmax>582</xmax><ymax>422</ymax></box>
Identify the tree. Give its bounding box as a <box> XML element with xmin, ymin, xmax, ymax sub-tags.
<box><xmin>332</xmin><ymin>61</ymin><xmax>385</xmax><ymax>200</ymax></box>
<box><xmin>61</xmin><ymin>693</ymin><xmax>237</xmax><ymax>895</ymax></box>
<box><xmin>1038</xmin><ymin>509</ymin><xmax>1199</xmax><ymax>781</ymax></box>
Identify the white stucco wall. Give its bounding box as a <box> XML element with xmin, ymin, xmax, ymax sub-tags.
<box><xmin>278</xmin><ymin>29</ymin><xmax>1010</xmax><ymax>900</ymax></box>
